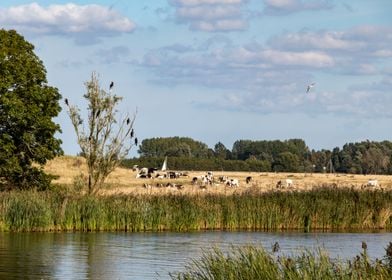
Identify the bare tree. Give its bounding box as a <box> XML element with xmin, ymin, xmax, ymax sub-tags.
<box><xmin>65</xmin><ymin>72</ymin><xmax>137</xmax><ymax>194</ymax></box>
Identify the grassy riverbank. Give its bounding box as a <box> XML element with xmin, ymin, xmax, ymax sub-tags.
<box><xmin>0</xmin><ymin>187</ymin><xmax>392</xmax><ymax>232</ymax></box>
<box><xmin>171</xmin><ymin>244</ymin><xmax>392</xmax><ymax>280</ymax></box>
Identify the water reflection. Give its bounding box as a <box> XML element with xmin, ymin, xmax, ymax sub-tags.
<box><xmin>0</xmin><ymin>231</ymin><xmax>391</xmax><ymax>279</ymax></box>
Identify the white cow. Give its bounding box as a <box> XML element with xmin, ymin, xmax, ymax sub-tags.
<box><xmin>367</xmin><ymin>179</ymin><xmax>379</xmax><ymax>187</ymax></box>
<box><xmin>225</xmin><ymin>178</ymin><xmax>239</xmax><ymax>188</ymax></box>
<box><xmin>276</xmin><ymin>179</ymin><xmax>293</xmax><ymax>189</ymax></box>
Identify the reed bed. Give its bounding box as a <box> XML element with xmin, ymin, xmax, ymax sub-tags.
<box><xmin>0</xmin><ymin>187</ymin><xmax>392</xmax><ymax>232</ymax></box>
<box><xmin>170</xmin><ymin>244</ymin><xmax>392</xmax><ymax>280</ymax></box>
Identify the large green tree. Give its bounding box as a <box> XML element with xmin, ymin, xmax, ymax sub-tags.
<box><xmin>0</xmin><ymin>29</ymin><xmax>63</xmax><ymax>189</ymax></box>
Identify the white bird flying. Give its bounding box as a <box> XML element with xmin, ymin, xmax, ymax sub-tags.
<box><xmin>306</xmin><ymin>83</ymin><xmax>315</xmax><ymax>93</ymax></box>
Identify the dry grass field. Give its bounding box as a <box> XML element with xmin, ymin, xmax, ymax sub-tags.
<box><xmin>44</xmin><ymin>155</ymin><xmax>392</xmax><ymax>195</ymax></box>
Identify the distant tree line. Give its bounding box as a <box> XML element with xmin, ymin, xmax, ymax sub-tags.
<box><xmin>121</xmin><ymin>137</ymin><xmax>392</xmax><ymax>174</ymax></box>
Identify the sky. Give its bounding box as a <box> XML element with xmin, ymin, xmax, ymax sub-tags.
<box><xmin>1</xmin><ymin>0</ymin><xmax>392</xmax><ymax>157</ymax></box>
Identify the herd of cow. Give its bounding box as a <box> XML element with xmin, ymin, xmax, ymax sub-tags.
<box><xmin>133</xmin><ymin>165</ymin><xmax>297</xmax><ymax>190</ymax></box>
<box><xmin>133</xmin><ymin>165</ymin><xmax>382</xmax><ymax>191</ymax></box>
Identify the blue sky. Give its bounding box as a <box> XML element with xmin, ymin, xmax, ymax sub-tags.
<box><xmin>1</xmin><ymin>0</ymin><xmax>392</xmax><ymax>156</ymax></box>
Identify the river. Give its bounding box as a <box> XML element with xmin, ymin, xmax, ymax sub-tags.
<box><xmin>0</xmin><ymin>231</ymin><xmax>391</xmax><ymax>279</ymax></box>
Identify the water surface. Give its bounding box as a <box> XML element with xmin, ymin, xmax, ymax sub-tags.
<box><xmin>0</xmin><ymin>231</ymin><xmax>391</xmax><ymax>279</ymax></box>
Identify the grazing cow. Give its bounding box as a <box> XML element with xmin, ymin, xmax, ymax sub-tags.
<box><xmin>276</xmin><ymin>179</ymin><xmax>293</xmax><ymax>189</ymax></box>
<box><xmin>136</xmin><ymin>167</ymin><xmax>158</xmax><ymax>178</ymax></box>
<box><xmin>132</xmin><ymin>165</ymin><xmax>139</xmax><ymax>171</ymax></box>
<box><xmin>225</xmin><ymin>178</ymin><xmax>239</xmax><ymax>188</ymax></box>
<box><xmin>192</xmin><ymin>173</ymin><xmax>214</xmax><ymax>186</ymax></box>
<box><xmin>179</xmin><ymin>171</ymin><xmax>189</xmax><ymax>177</ymax></box>
<box><xmin>136</xmin><ymin>167</ymin><xmax>148</xmax><ymax>177</ymax></box>
<box><xmin>192</xmin><ymin>177</ymin><xmax>198</xmax><ymax>185</ymax></box>
<box><xmin>167</xmin><ymin>171</ymin><xmax>180</xmax><ymax>179</ymax></box>
<box><xmin>155</xmin><ymin>173</ymin><xmax>167</xmax><ymax>179</ymax></box>
<box><xmin>218</xmin><ymin>176</ymin><xmax>228</xmax><ymax>183</ymax></box>
<box><xmin>246</xmin><ymin>176</ymin><xmax>252</xmax><ymax>184</ymax></box>
<box><xmin>165</xmin><ymin>183</ymin><xmax>183</xmax><ymax>190</ymax></box>
<box><xmin>367</xmin><ymin>179</ymin><xmax>379</xmax><ymax>187</ymax></box>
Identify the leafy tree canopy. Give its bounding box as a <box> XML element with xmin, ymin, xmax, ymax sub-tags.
<box><xmin>138</xmin><ymin>137</ymin><xmax>211</xmax><ymax>158</ymax></box>
<box><xmin>0</xmin><ymin>29</ymin><xmax>62</xmax><ymax>189</ymax></box>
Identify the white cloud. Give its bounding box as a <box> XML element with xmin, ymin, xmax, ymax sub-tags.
<box><xmin>0</xmin><ymin>3</ymin><xmax>136</xmax><ymax>42</ymax></box>
<box><xmin>264</xmin><ymin>0</ymin><xmax>298</xmax><ymax>9</ymax></box>
<box><xmin>269</xmin><ymin>31</ymin><xmax>362</xmax><ymax>51</ymax></box>
<box><xmin>263</xmin><ymin>0</ymin><xmax>333</xmax><ymax>15</ymax></box>
<box><xmin>140</xmin><ymin>28</ymin><xmax>392</xmax><ymax>118</ymax></box>
<box><xmin>176</xmin><ymin>5</ymin><xmax>241</xmax><ymax>20</ymax></box>
<box><xmin>268</xmin><ymin>26</ymin><xmax>392</xmax><ymax>75</ymax></box>
<box><xmin>191</xmin><ymin>19</ymin><xmax>247</xmax><ymax>31</ymax></box>
<box><xmin>261</xmin><ymin>50</ymin><xmax>334</xmax><ymax>67</ymax></box>
<box><xmin>171</xmin><ymin>0</ymin><xmax>243</xmax><ymax>6</ymax></box>
<box><xmin>373</xmin><ymin>50</ymin><xmax>392</xmax><ymax>58</ymax></box>
<box><xmin>169</xmin><ymin>0</ymin><xmax>247</xmax><ymax>32</ymax></box>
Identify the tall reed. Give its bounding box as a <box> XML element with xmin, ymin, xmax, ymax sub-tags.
<box><xmin>170</xmin><ymin>244</ymin><xmax>392</xmax><ymax>280</ymax></box>
<box><xmin>0</xmin><ymin>186</ymin><xmax>391</xmax><ymax>232</ymax></box>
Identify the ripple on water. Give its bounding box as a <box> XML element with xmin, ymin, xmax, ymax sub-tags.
<box><xmin>0</xmin><ymin>231</ymin><xmax>391</xmax><ymax>279</ymax></box>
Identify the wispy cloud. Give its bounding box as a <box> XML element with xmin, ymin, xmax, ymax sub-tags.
<box><xmin>0</xmin><ymin>3</ymin><xmax>136</xmax><ymax>44</ymax></box>
<box><xmin>268</xmin><ymin>25</ymin><xmax>392</xmax><ymax>75</ymax></box>
<box><xmin>139</xmin><ymin>23</ymin><xmax>392</xmax><ymax>117</ymax></box>
<box><xmin>95</xmin><ymin>46</ymin><xmax>132</xmax><ymax>64</ymax></box>
<box><xmin>262</xmin><ymin>0</ymin><xmax>334</xmax><ymax>15</ymax></box>
<box><xmin>169</xmin><ymin>0</ymin><xmax>247</xmax><ymax>32</ymax></box>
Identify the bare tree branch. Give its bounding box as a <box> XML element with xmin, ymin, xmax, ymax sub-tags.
<box><xmin>65</xmin><ymin>72</ymin><xmax>137</xmax><ymax>194</ymax></box>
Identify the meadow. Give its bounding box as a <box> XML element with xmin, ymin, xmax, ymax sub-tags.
<box><xmin>44</xmin><ymin>156</ymin><xmax>392</xmax><ymax>196</ymax></box>
<box><xmin>1</xmin><ymin>156</ymin><xmax>392</xmax><ymax>232</ymax></box>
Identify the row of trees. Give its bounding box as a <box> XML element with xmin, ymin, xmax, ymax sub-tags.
<box><xmin>126</xmin><ymin>137</ymin><xmax>392</xmax><ymax>174</ymax></box>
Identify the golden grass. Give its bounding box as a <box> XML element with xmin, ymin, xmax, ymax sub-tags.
<box><xmin>44</xmin><ymin>156</ymin><xmax>392</xmax><ymax>195</ymax></box>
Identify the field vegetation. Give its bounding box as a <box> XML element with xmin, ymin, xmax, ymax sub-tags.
<box><xmin>0</xmin><ymin>155</ymin><xmax>391</xmax><ymax>232</ymax></box>
<box><xmin>0</xmin><ymin>156</ymin><xmax>391</xmax><ymax>232</ymax></box>
<box><xmin>171</xmin><ymin>244</ymin><xmax>392</xmax><ymax>280</ymax></box>
<box><xmin>45</xmin><ymin>156</ymin><xmax>392</xmax><ymax>195</ymax></box>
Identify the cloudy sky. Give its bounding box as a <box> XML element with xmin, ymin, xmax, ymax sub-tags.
<box><xmin>1</xmin><ymin>1</ymin><xmax>392</xmax><ymax>156</ymax></box>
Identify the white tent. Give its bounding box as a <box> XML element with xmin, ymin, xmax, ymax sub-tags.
<box><xmin>161</xmin><ymin>156</ymin><xmax>168</xmax><ymax>171</ymax></box>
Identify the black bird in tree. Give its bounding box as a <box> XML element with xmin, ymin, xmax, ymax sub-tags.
<box><xmin>134</xmin><ymin>137</ymin><xmax>138</xmax><ymax>146</ymax></box>
<box><xmin>64</xmin><ymin>98</ymin><xmax>69</xmax><ymax>106</ymax></box>
<box><xmin>109</xmin><ymin>81</ymin><xmax>114</xmax><ymax>90</ymax></box>
<box><xmin>126</xmin><ymin>117</ymin><xmax>130</xmax><ymax>125</ymax></box>
<box><xmin>130</xmin><ymin>128</ymin><xmax>134</xmax><ymax>138</ymax></box>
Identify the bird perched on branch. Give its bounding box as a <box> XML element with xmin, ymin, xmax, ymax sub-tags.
<box><xmin>109</xmin><ymin>81</ymin><xmax>114</xmax><ymax>90</ymax></box>
<box><xmin>64</xmin><ymin>98</ymin><xmax>69</xmax><ymax>106</ymax></box>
